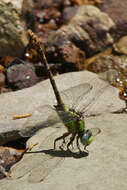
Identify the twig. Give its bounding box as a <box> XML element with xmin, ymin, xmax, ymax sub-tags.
<box><xmin>12</xmin><ymin>113</ymin><xmax>31</xmax><ymax>120</ymax></box>
<box><xmin>20</xmin><ymin>142</ymin><xmax>38</xmax><ymax>158</ymax></box>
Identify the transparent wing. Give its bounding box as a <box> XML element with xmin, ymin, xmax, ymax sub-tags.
<box><xmin>54</xmin><ymin>77</ymin><xmax>120</xmax><ymax>116</ymax></box>
<box><xmin>19</xmin><ymin>105</ymin><xmax>62</xmax><ymax>137</ymax></box>
<box><xmin>19</xmin><ymin>105</ymin><xmax>78</xmax><ymax>137</ymax></box>
<box><xmin>59</xmin><ymin>83</ymin><xmax>93</xmax><ymax>111</ymax></box>
<box><xmin>90</xmin><ymin>128</ymin><xmax>101</xmax><ymax>136</ymax></box>
<box><xmin>79</xmin><ymin>82</ymin><xmax>110</xmax><ymax>115</ymax></box>
<box><xmin>60</xmin><ymin>78</ymin><xmax>109</xmax><ymax>115</ymax></box>
<box><xmin>98</xmin><ymin>69</ymin><xmax>119</xmax><ymax>85</ymax></box>
<box><xmin>20</xmin><ymin>74</ymin><xmax>122</xmax><ymax>138</ymax></box>
<box><xmin>73</xmin><ymin>75</ymin><xmax>123</xmax><ymax>116</ymax></box>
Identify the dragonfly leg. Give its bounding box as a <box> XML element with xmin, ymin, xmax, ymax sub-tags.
<box><xmin>76</xmin><ymin>135</ymin><xmax>82</xmax><ymax>152</ymax></box>
<box><xmin>67</xmin><ymin>133</ymin><xmax>76</xmax><ymax>150</ymax></box>
<box><xmin>84</xmin><ymin>145</ymin><xmax>89</xmax><ymax>153</ymax></box>
<box><xmin>54</xmin><ymin>132</ymin><xmax>70</xmax><ymax>150</ymax></box>
<box><xmin>60</xmin><ymin>137</ymin><xmax>68</xmax><ymax>150</ymax></box>
<box><xmin>71</xmin><ymin>142</ymin><xmax>74</xmax><ymax>150</ymax></box>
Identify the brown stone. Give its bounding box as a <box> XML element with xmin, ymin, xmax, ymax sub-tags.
<box><xmin>46</xmin><ymin>5</ymin><xmax>115</xmax><ymax>71</ymax></box>
<box><xmin>113</xmin><ymin>36</ymin><xmax>127</xmax><ymax>55</ymax></box>
<box><xmin>86</xmin><ymin>54</ymin><xmax>127</xmax><ymax>78</ymax></box>
<box><xmin>0</xmin><ymin>73</ymin><xmax>5</xmax><ymax>88</ymax></box>
<box><xmin>99</xmin><ymin>0</ymin><xmax>127</xmax><ymax>38</ymax></box>
<box><xmin>61</xmin><ymin>6</ymin><xmax>78</xmax><ymax>24</ymax></box>
<box><xmin>6</xmin><ymin>58</ymin><xmax>39</xmax><ymax>90</ymax></box>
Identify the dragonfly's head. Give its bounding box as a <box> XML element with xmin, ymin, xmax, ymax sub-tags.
<box><xmin>81</xmin><ymin>129</ymin><xmax>94</xmax><ymax>148</ymax></box>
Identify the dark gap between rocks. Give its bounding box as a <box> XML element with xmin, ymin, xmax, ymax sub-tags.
<box><xmin>0</xmin><ymin>137</ymin><xmax>30</xmax><ymax>179</ymax></box>
<box><xmin>3</xmin><ymin>137</ymin><xmax>29</xmax><ymax>149</ymax></box>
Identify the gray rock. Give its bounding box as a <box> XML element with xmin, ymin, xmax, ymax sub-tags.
<box><xmin>0</xmin><ymin>113</ymin><xmax>127</xmax><ymax>190</ymax></box>
<box><xmin>0</xmin><ymin>71</ymin><xmax>124</xmax><ymax>145</ymax></box>
<box><xmin>0</xmin><ymin>0</ymin><xmax>32</xmax><ymax>57</ymax></box>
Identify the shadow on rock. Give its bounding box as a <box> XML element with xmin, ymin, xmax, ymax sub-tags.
<box><xmin>27</xmin><ymin>149</ymin><xmax>88</xmax><ymax>159</ymax></box>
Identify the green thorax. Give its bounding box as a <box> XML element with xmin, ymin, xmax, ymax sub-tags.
<box><xmin>56</xmin><ymin>104</ymin><xmax>85</xmax><ymax>133</ymax></box>
<box><xmin>64</xmin><ymin>111</ymin><xmax>85</xmax><ymax>133</ymax></box>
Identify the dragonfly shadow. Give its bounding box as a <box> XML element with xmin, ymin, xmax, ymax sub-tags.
<box><xmin>27</xmin><ymin>149</ymin><xmax>88</xmax><ymax>159</ymax></box>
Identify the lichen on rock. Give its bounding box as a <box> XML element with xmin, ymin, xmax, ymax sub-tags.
<box><xmin>0</xmin><ymin>0</ymin><xmax>28</xmax><ymax>57</ymax></box>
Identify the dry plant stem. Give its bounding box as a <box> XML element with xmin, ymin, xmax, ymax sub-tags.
<box><xmin>27</xmin><ymin>30</ymin><xmax>65</xmax><ymax>110</ymax></box>
<box><xmin>20</xmin><ymin>142</ymin><xmax>38</xmax><ymax>158</ymax></box>
<box><xmin>71</xmin><ymin>0</ymin><xmax>102</xmax><ymax>5</ymax></box>
<box><xmin>12</xmin><ymin>113</ymin><xmax>31</xmax><ymax>120</ymax></box>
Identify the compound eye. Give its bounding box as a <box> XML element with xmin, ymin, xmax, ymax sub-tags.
<box><xmin>81</xmin><ymin>134</ymin><xmax>88</xmax><ymax>145</ymax></box>
<box><xmin>86</xmin><ymin>129</ymin><xmax>92</xmax><ymax>136</ymax></box>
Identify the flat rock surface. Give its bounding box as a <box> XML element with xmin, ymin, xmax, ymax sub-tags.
<box><xmin>0</xmin><ymin>71</ymin><xmax>124</xmax><ymax>144</ymax></box>
<box><xmin>0</xmin><ymin>71</ymin><xmax>126</xmax><ymax>189</ymax></box>
<box><xmin>0</xmin><ymin>113</ymin><xmax>127</xmax><ymax>190</ymax></box>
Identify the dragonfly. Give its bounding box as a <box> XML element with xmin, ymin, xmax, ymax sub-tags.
<box><xmin>99</xmin><ymin>69</ymin><xmax>127</xmax><ymax>113</ymax></box>
<box><xmin>26</xmin><ymin>30</ymin><xmax>101</xmax><ymax>153</ymax></box>
<box><xmin>53</xmin><ymin>83</ymin><xmax>101</xmax><ymax>152</ymax></box>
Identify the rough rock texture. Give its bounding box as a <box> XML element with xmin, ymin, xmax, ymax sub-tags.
<box><xmin>46</xmin><ymin>5</ymin><xmax>115</xmax><ymax>70</ymax></box>
<box><xmin>85</xmin><ymin>34</ymin><xmax>127</xmax><ymax>74</ymax></box>
<box><xmin>61</xmin><ymin>6</ymin><xmax>78</xmax><ymax>24</ymax></box>
<box><xmin>6</xmin><ymin>58</ymin><xmax>39</xmax><ymax>90</ymax></box>
<box><xmin>113</xmin><ymin>36</ymin><xmax>127</xmax><ymax>55</ymax></box>
<box><xmin>0</xmin><ymin>71</ymin><xmax>124</xmax><ymax>145</ymax></box>
<box><xmin>0</xmin><ymin>113</ymin><xmax>127</xmax><ymax>189</ymax></box>
<box><xmin>86</xmin><ymin>54</ymin><xmax>127</xmax><ymax>77</ymax></box>
<box><xmin>0</xmin><ymin>66</ymin><xmax>7</xmax><ymax>93</ymax></box>
<box><xmin>0</xmin><ymin>146</ymin><xmax>24</xmax><ymax>179</ymax></box>
<box><xmin>3</xmin><ymin>0</ymin><xmax>24</xmax><ymax>10</ymax></box>
<box><xmin>99</xmin><ymin>0</ymin><xmax>127</xmax><ymax>38</ymax></box>
<box><xmin>0</xmin><ymin>0</ymin><xmax>33</xmax><ymax>57</ymax></box>
<box><xmin>0</xmin><ymin>73</ymin><xmax>5</xmax><ymax>88</ymax></box>
<box><xmin>21</xmin><ymin>0</ymin><xmax>35</xmax><ymax>29</ymax></box>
